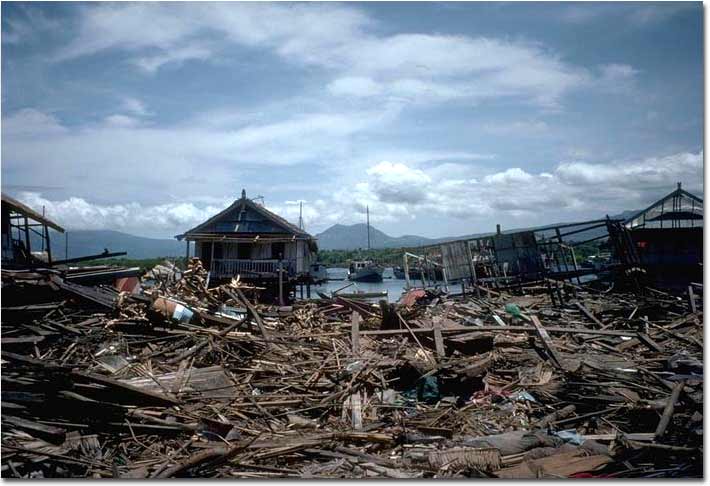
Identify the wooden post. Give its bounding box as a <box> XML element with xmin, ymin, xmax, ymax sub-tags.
<box><xmin>569</xmin><ymin>246</ymin><xmax>582</xmax><ymax>285</ymax></box>
<box><xmin>306</xmin><ymin>283</ymin><xmax>311</xmax><ymax>299</ymax></box>
<box><xmin>433</xmin><ymin>320</ymin><xmax>445</xmax><ymax>359</ymax></box>
<box><xmin>465</xmin><ymin>241</ymin><xmax>480</xmax><ymax>298</ymax></box>
<box><xmin>45</xmin><ymin>225</ymin><xmax>52</xmax><ymax>266</ymax></box>
<box><xmin>185</xmin><ymin>240</ymin><xmax>190</xmax><ymax>269</ymax></box>
<box><xmin>421</xmin><ymin>254</ymin><xmax>429</xmax><ymax>289</ymax></box>
<box><xmin>442</xmin><ymin>266</ymin><xmax>449</xmax><ymax>293</ymax></box>
<box><xmin>688</xmin><ymin>286</ymin><xmax>697</xmax><ymax>313</ymax></box>
<box><xmin>210</xmin><ymin>241</ymin><xmax>214</xmax><ymax>274</ymax></box>
<box><xmin>65</xmin><ymin>231</ymin><xmax>69</xmax><ymax>260</ymax></box>
<box><xmin>278</xmin><ymin>260</ymin><xmax>284</xmax><ymax>306</ymax></box>
<box><xmin>403</xmin><ymin>253</ymin><xmax>411</xmax><ymax>289</ymax></box>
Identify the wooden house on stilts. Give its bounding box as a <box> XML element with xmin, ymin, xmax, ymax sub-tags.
<box><xmin>176</xmin><ymin>190</ymin><xmax>318</xmax><ymax>302</ymax></box>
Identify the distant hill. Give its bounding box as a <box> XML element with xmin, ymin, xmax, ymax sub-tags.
<box><xmin>314</xmin><ymin>224</ymin><xmax>440</xmax><ymax>250</ymax></box>
<box><xmin>315</xmin><ymin>210</ymin><xmax>637</xmax><ymax>251</ymax></box>
<box><xmin>24</xmin><ymin>209</ymin><xmax>640</xmax><ymax>258</ymax></box>
<box><xmin>37</xmin><ymin>230</ymin><xmax>184</xmax><ymax>260</ymax></box>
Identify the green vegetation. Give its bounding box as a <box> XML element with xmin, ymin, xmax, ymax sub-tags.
<box><xmin>571</xmin><ymin>240</ymin><xmax>608</xmax><ymax>260</ymax></box>
<box><xmin>317</xmin><ymin>248</ymin><xmax>409</xmax><ymax>267</ymax></box>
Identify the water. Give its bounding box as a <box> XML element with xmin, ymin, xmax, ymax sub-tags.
<box><xmin>309</xmin><ymin>267</ymin><xmax>438</xmax><ymax>303</ymax></box>
<box><xmin>305</xmin><ymin>266</ymin><xmax>599</xmax><ymax>303</ymax></box>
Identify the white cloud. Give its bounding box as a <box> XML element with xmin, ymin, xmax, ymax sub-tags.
<box><xmin>3</xmin><ymin>108</ymin><xmax>67</xmax><ymax>136</ymax></box>
<box><xmin>366</xmin><ymin>161</ymin><xmax>432</xmax><ymax>204</ymax></box>
<box><xmin>483</xmin><ymin>168</ymin><xmax>534</xmax><ymax>185</ymax></box>
<box><xmin>45</xmin><ymin>3</ymin><xmax>607</xmax><ymax>108</ymax></box>
<box><xmin>1</xmin><ymin>104</ymin><xmax>401</xmax><ymax>205</ymax></box>
<box><xmin>328</xmin><ymin>150</ymin><xmax>703</xmax><ymax>227</ymax></box>
<box><xmin>9</xmin><ymin>150</ymin><xmax>702</xmax><ymax>237</ymax></box>
<box><xmin>133</xmin><ymin>45</ymin><xmax>213</xmax><ymax>73</ymax></box>
<box><xmin>597</xmin><ymin>63</ymin><xmax>639</xmax><ymax>93</ymax></box>
<box><xmin>121</xmin><ymin>97</ymin><xmax>150</xmax><ymax>117</ymax></box>
<box><xmin>14</xmin><ymin>191</ymin><xmax>231</xmax><ymax>236</ymax></box>
<box><xmin>328</xmin><ymin>77</ymin><xmax>383</xmax><ymax>98</ymax></box>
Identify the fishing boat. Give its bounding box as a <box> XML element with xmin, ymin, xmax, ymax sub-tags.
<box><xmin>348</xmin><ymin>260</ymin><xmax>384</xmax><ymax>282</ymax></box>
<box><xmin>347</xmin><ymin>206</ymin><xmax>384</xmax><ymax>283</ymax></box>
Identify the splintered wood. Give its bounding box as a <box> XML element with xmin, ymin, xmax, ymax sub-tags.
<box><xmin>0</xmin><ymin>265</ymin><xmax>703</xmax><ymax>478</ymax></box>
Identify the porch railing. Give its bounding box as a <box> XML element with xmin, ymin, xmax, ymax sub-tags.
<box><xmin>210</xmin><ymin>259</ymin><xmax>296</xmax><ymax>279</ymax></box>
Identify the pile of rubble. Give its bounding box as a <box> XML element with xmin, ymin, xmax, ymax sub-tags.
<box><xmin>1</xmin><ymin>261</ymin><xmax>703</xmax><ymax>478</ymax></box>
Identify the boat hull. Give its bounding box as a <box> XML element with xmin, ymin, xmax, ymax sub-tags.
<box><xmin>348</xmin><ymin>267</ymin><xmax>384</xmax><ymax>282</ymax></box>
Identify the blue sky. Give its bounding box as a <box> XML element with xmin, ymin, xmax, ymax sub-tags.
<box><xmin>1</xmin><ymin>1</ymin><xmax>703</xmax><ymax>238</ymax></box>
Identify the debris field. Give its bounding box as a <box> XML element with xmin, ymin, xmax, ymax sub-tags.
<box><xmin>1</xmin><ymin>259</ymin><xmax>703</xmax><ymax>478</ymax></box>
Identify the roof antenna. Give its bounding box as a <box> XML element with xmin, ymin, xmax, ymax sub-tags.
<box><xmin>298</xmin><ymin>201</ymin><xmax>304</xmax><ymax>230</ymax></box>
<box><xmin>241</xmin><ymin>188</ymin><xmax>246</xmax><ymax>199</ymax></box>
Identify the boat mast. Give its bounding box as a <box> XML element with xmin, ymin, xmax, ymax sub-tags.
<box><xmin>366</xmin><ymin>206</ymin><xmax>371</xmax><ymax>250</ymax></box>
<box><xmin>298</xmin><ymin>201</ymin><xmax>304</xmax><ymax>230</ymax></box>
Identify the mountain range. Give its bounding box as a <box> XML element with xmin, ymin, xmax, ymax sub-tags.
<box><xmin>36</xmin><ymin>209</ymin><xmax>638</xmax><ymax>259</ymax></box>
<box><xmin>39</xmin><ymin>230</ymin><xmax>185</xmax><ymax>260</ymax></box>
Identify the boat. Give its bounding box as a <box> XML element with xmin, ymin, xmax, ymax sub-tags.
<box><xmin>347</xmin><ymin>206</ymin><xmax>384</xmax><ymax>283</ymax></box>
<box><xmin>334</xmin><ymin>289</ymin><xmax>388</xmax><ymax>299</ymax></box>
<box><xmin>348</xmin><ymin>260</ymin><xmax>384</xmax><ymax>282</ymax></box>
<box><xmin>318</xmin><ymin>288</ymin><xmax>388</xmax><ymax>300</ymax></box>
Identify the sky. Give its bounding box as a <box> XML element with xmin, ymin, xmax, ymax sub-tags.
<box><xmin>1</xmin><ymin>1</ymin><xmax>704</xmax><ymax>239</ymax></box>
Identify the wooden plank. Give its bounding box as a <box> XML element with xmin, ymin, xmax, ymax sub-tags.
<box><xmin>575</xmin><ymin>302</ymin><xmax>604</xmax><ymax>327</ymax></box>
<box><xmin>637</xmin><ymin>333</ymin><xmax>664</xmax><ymax>353</ymax></box>
<box><xmin>232</xmin><ymin>288</ymin><xmax>270</xmax><ymax>341</ymax></box>
<box><xmin>350</xmin><ymin>392</ymin><xmax>363</xmax><ymax>431</ymax></box>
<box><xmin>654</xmin><ymin>381</ymin><xmax>684</xmax><ymax>439</ymax></box>
<box><xmin>688</xmin><ymin>286</ymin><xmax>697</xmax><ymax>313</ymax></box>
<box><xmin>433</xmin><ymin>321</ymin><xmax>446</xmax><ymax>359</ymax></box>
<box><xmin>71</xmin><ymin>371</ymin><xmax>181</xmax><ymax>407</ymax></box>
<box><xmin>2</xmin><ymin>415</ymin><xmax>66</xmax><ymax>444</ymax></box>
<box><xmin>497</xmin><ymin>452</ymin><xmax>612</xmax><ymax>478</ymax></box>
<box><xmin>529</xmin><ymin>315</ymin><xmax>563</xmax><ymax>369</ymax></box>
<box><xmin>350</xmin><ymin>312</ymin><xmax>361</xmax><ymax>356</ymax></box>
<box><xmin>2</xmin><ymin>336</ymin><xmax>45</xmax><ymax>345</ymax></box>
<box><xmin>359</xmin><ymin>326</ymin><xmax>638</xmax><ymax>338</ymax></box>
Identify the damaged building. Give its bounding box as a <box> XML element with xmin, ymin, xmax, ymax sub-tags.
<box><xmin>623</xmin><ymin>183</ymin><xmax>703</xmax><ymax>288</ymax></box>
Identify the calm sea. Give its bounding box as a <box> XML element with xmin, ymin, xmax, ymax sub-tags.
<box><xmin>307</xmin><ymin>267</ymin><xmax>442</xmax><ymax>303</ymax></box>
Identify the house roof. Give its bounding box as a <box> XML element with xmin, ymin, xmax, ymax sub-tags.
<box><xmin>176</xmin><ymin>189</ymin><xmax>313</xmax><ymax>240</ymax></box>
<box><xmin>624</xmin><ymin>183</ymin><xmax>703</xmax><ymax>229</ymax></box>
<box><xmin>2</xmin><ymin>193</ymin><xmax>65</xmax><ymax>233</ymax></box>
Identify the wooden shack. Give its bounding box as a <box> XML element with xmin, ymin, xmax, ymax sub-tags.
<box><xmin>176</xmin><ymin>190</ymin><xmax>318</xmax><ymax>298</ymax></box>
<box><xmin>2</xmin><ymin>193</ymin><xmax>65</xmax><ymax>268</ymax></box>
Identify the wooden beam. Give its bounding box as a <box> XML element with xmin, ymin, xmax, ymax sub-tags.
<box><xmin>530</xmin><ymin>315</ymin><xmax>564</xmax><ymax>370</ymax></box>
<box><xmin>433</xmin><ymin>320</ymin><xmax>446</xmax><ymax>359</ymax></box>
<box><xmin>358</xmin><ymin>326</ymin><xmax>639</xmax><ymax>338</ymax></box>
<box><xmin>654</xmin><ymin>381</ymin><xmax>684</xmax><ymax>439</ymax></box>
